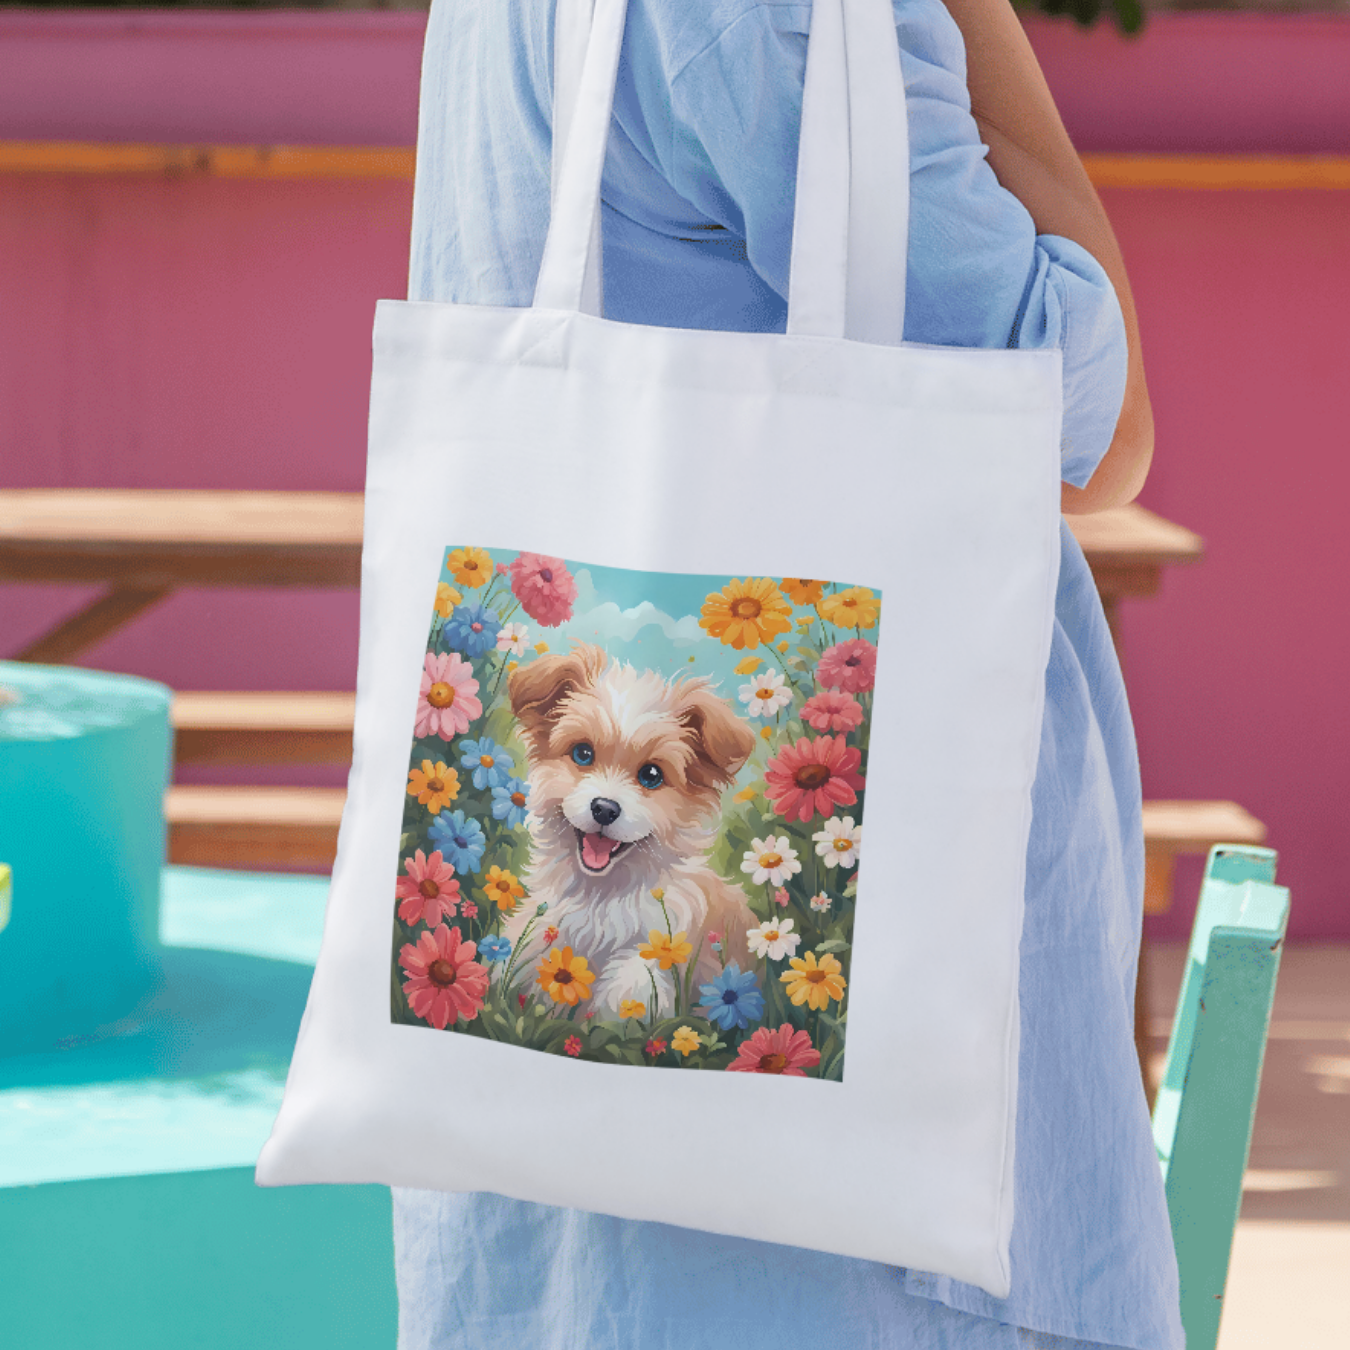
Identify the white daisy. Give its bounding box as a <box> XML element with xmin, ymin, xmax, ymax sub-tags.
<box><xmin>740</xmin><ymin>835</ymin><xmax>802</xmax><ymax>887</ymax></box>
<box><xmin>496</xmin><ymin>621</ymin><xmax>530</xmax><ymax>656</ymax></box>
<box><xmin>737</xmin><ymin>669</ymin><xmax>792</xmax><ymax>718</ymax></box>
<box><xmin>746</xmin><ymin>916</ymin><xmax>802</xmax><ymax>961</ymax></box>
<box><xmin>812</xmin><ymin>816</ymin><xmax>861</xmax><ymax>869</ymax></box>
<box><xmin>809</xmin><ymin>892</ymin><xmax>832</xmax><ymax>913</ymax></box>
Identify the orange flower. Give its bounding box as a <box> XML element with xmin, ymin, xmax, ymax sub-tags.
<box><xmin>779</xmin><ymin>951</ymin><xmax>847</xmax><ymax>1010</ymax></box>
<box><xmin>816</xmin><ymin>586</ymin><xmax>880</xmax><ymax>630</ymax></box>
<box><xmin>479</xmin><ymin>865</ymin><xmax>525</xmax><ymax>913</ymax></box>
<box><xmin>699</xmin><ymin>578</ymin><xmax>792</xmax><ymax>650</ymax></box>
<box><xmin>672</xmin><ymin>1026</ymin><xmax>700</xmax><ymax>1057</ymax></box>
<box><xmin>619</xmin><ymin>999</ymin><xmax>647</xmax><ymax>1020</ymax></box>
<box><xmin>446</xmin><ymin>546</ymin><xmax>492</xmax><ymax>588</ymax></box>
<box><xmin>537</xmin><ymin>946</ymin><xmax>595</xmax><ymax>1006</ymax></box>
<box><xmin>639</xmin><ymin>929</ymin><xmax>693</xmax><ymax>971</ymax></box>
<box><xmin>434</xmin><ymin>582</ymin><xmax>463</xmax><ymax>618</ymax></box>
<box><xmin>780</xmin><ymin>578</ymin><xmax>825</xmax><ymax>606</ymax></box>
<box><xmin>406</xmin><ymin>759</ymin><xmax>460</xmax><ymax>815</ymax></box>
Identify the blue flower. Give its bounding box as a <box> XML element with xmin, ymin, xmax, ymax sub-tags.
<box><xmin>460</xmin><ymin>737</ymin><xmax>515</xmax><ymax>790</ymax></box>
<box><xmin>444</xmin><ymin>602</ymin><xmax>502</xmax><ymax>658</ymax></box>
<box><xmin>428</xmin><ymin>809</ymin><xmax>486</xmax><ymax>875</ymax></box>
<box><xmin>698</xmin><ymin>962</ymin><xmax>765</xmax><ymax>1031</ymax></box>
<box><xmin>491</xmin><ymin>776</ymin><xmax>531</xmax><ymax>827</ymax></box>
<box><xmin>477</xmin><ymin>934</ymin><xmax>511</xmax><ymax>963</ymax></box>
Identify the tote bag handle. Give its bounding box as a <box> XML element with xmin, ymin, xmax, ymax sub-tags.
<box><xmin>534</xmin><ymin>0</ymin><xmax>911</xmax><ymax>346</ymax></box>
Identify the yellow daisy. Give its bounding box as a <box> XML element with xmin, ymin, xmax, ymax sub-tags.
<box><xmin>446</xmin><ymin>546</ymin><xmax>492</xmax><ymax>588</ymax></box>
<box><xmin>479</xmin><ymin>865</ymin><xmax>525</xmax><ymax>913</ymax></box>
<box><xmin>672</xmin><ymin>1026</ymin><xmax>700</xmax><ymax>1058</ymax></box>
<box><xmin>780</xmin><ymin>578</ymin><xmax>825</xmax><ymax>606</ymax></box>
<box><xmin>536</xmin><ymin>946</ymin><xmax>595</xmax><ymax>1006</ymax></box>
<box><xmin>733</xmin><ymin>786</ymin><xmax>757</xmax><ymax>803</ymax></box>
<box><xmin>406</xmin><ymin>760</ymin><xmax>459</xmax><ymax>815</ymax></box>
<box><xmin>699</xmin><ymin>578</ymin><xmax>792</xmax><ymax>650</ymax></box>
<box><xmin>433</xmin><ymin>582</ymin><xmax>463</xmax><ymax>618</ymax></box>
<box><xmin>619</xmin><ymin>999</ymin><xmax>647</xmax><ymax>1020</ymax></box>
<box><xmin>639</xmin><ymin>928</ymin><xmax>693</xmax><ymax>971</ymax></box>
<box><xmin>817</xmin><ymin>586</ymin><xmax>880</xmax><ymax>630</ymax></box>
<box><xmin>780</xmin><ymin>951</ymin><xmax>847</xmax><ymax>1010</ymax></box>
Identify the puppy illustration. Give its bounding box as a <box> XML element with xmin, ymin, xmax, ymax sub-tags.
<box><xmin>503</xmin><ymin>644</ymin><xmax>758</xmax><ymax>1014</ymax></box>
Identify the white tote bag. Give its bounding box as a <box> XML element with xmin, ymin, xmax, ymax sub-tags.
<box><xmin>257</xmin><ymin>0</ymin><xmax>1061</xmax><ymax>1297</ymax></box>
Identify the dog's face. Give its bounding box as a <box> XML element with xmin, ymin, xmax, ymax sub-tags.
<box><xmin>509</xmin><ymin>645</ymin><xmax>755</xmax><ymax>889</ymax></box>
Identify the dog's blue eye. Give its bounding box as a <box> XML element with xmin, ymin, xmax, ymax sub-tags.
<box><xmin>637</xmin><ymin>763</ymin><xmax>664</xmax><ymax>790</ymax></box>
<box><xmin>570</xmin><ymin>743</ymin><xmax>595</xmax><ymax>767</ymax></box>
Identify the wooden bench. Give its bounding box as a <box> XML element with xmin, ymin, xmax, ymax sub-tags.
<box><xmin>1141</xmin><ymin>799</ymin><xmax>1268</xmax><ymax>914</ymax></box>
<box><xmin>173</xmin><ymin>691</ymin><xmax>355</xmax><ymax>766</ymax></box>
<box><xmin>165</xmin><ymin>786</ymin><xmax>346</xmax><ymax>869</ymax></box>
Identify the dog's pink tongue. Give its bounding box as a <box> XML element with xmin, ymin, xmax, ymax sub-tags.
<box><xmin>582</xmin><ymin>832</ymin><xmax>620</xmax><ymax>869</ymax></box>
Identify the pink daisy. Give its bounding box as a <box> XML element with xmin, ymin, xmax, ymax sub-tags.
<box><xmin>765</xmin><ymin>735</ymin><xmax>865</xmax><ymax>823</ymax></box>
<box><xmin>800</xmin><ymin>690</ymin><xmax>864</xmax><ymax>735</ymax></box>
<box><xmin>415</xmin><ymin>651</ymin><xmax>482</xmax><ymax>739</ymax></box>
<box><xmin>399</xmin><ymin>923</ymin><xmax>490</xmax><ymax>1029</ymax></box>
<box><xmin>816</xmin><ymin>639</ymin><xmax>877</xmax><ymax>694</ymax></box>
<box><xmin>726</xmin><ymin>1023</ymin><xmax>821</xmax><ymax>1076</ymax></box>
<box><xmin>509</xmin><ymin>553</ymin><xmax>578</xmax><ymax>628</ymax></box>
<box><xmin>565</xmin><ymin>1035</ymin><xmax>583</xmax><ymax>1057</ymax></box>
<box><xmin>395</xmin><ymin>849</ymin><xmax>461</xmax><ymax>926</ymax></box>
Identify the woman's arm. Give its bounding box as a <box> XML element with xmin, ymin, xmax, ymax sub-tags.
<box><xmin>941</xmin><ymin>0</ymin><xmax>1153</xmax><ymax>514</ymax></box>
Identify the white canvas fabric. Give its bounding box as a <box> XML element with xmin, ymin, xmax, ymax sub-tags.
<box><xmin>257</xmin><ymin>0</ymin><xmax>1062</xmax><ymax>1298</ymax></box>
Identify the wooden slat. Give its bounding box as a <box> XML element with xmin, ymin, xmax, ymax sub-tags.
<box><xmin>1067</xmin><ymin>502</ymin><xmax>1204</xmax><ymax>567</ymax></box>
<box><xmin>172</xmin><ymin>691</ymin><xmax>356</xmax><ymax>766</ymax></box>
<box><xmin>0</xmin><ymin>140</ymin><xmax>416</xmax><ymax>180</ymax></box>
<box><xmin>1142</xmin><ymin>800</ymin><xmax>1268</xmax><ymax>853</ymax></box>
<box><xmin>0</xmin><ymin>489</ymin><xmax>363</xmax><ymax>588</ymax></box>
<box><xmin>1083</xmin><ymin>153</ymin><xmax>1350</xmax><ymax>192</ymax></box>
<box><xmin>5</xmin><ymin>142</ymin><xmax>1350</xmax><ymax>191</ymax></box>
<box><xmin>165</xmin><ymin>785</ymin><xmax>344</xmax><ymax>869</ymax></box>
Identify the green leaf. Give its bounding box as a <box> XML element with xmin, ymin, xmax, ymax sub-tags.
<box><xmin>814</xmin><ymin>939</ymin><xmax>850</xmax><ymax>955</ymax></box>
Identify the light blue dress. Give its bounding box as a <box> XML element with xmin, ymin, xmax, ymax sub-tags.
<box><xmin>395</xmin><ymin>2</ymin><xmax>1184</xmax><ymax>1347</ymax></box>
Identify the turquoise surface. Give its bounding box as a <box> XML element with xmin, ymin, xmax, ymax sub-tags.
<box><xmin>0</xmin><ymin>866</ymin><xmax>328</xmax><ymax>1185</ymax></box>
<box><xmin>0</xmin><ymin>662</ymin><xmax>172</xmax><ymax>1050</ymax></box>
<box><xmin>0</xmin><ymin>865</ymin><xmax>397</xmax><ymax>1348</ymax></box>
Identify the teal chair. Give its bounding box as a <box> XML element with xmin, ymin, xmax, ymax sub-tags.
<box><xmin>1151</xmin><ymin>845</ymin><xmax>1290</xmax><ymax>1350</ymax></box>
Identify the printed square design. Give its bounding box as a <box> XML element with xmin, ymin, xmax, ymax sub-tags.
<box><xmin>390</xmin><ymin>550</ymin><xmax>879</xmax><ymax>1080</ymax></box>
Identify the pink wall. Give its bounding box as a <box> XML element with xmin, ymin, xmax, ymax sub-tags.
<box><xmin>1</xmin><ymin>12</ymin><xmax>1347</xmax><ymax>934</ymax></box>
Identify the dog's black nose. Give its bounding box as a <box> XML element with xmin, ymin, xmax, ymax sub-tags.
<box><xmin>590</xmin><ymin>797</ymin><xmax>621</xmax><ymax>827</ymax></box>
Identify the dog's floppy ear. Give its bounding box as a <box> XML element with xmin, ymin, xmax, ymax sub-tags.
<box><xmin>508</xmin><ymin>644</ymin><xmax>604</xmax><ymax>749</ymax></box>
<box><xmin>677</xmin><ymin>684</ymin><xmax>757</xmax><ymax>792</ymax></box>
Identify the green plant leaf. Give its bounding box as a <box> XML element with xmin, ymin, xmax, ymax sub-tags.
<box><xmin>814</xmin><ymin>939</ymin><xmax>850</xmax><ymax>955</ymax></box>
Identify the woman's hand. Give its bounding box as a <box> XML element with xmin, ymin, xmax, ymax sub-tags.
<box><xmin>941</xmin><ymin>0</ymin><xmax>1154</xmax><ymax>513</ymax></box>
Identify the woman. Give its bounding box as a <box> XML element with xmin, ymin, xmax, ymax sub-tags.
<box><xmin>396</xmin><ymin>1</ymin><xmax>1180</xmax><ymax>1346</ymax></box>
